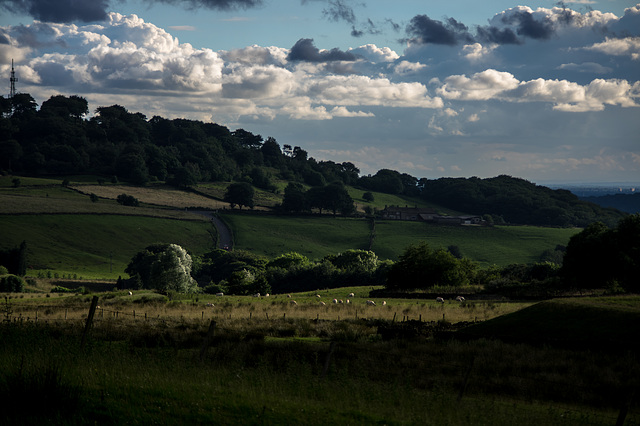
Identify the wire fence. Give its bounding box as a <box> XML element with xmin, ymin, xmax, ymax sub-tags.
<box><xmin>2</xmin><ymin>297</ymin><xmax>638</xmax><ymax>425</ymax></box>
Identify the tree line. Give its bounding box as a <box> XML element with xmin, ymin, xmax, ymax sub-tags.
<box><xmin>0</xmin><ymin>93</ymin><xmax>626</xmax><ymax>226</ymax></box>
<box><xmin>117</xmin><ymin>213</ymin><xmax>640</xmax><ymax>297</ymax></box>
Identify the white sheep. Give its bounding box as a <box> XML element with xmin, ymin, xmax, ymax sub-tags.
<box><xmin>215</xmin><ymin>292</ymin><xmax>224</xmax><ymax>297</ymax></box>
<box><xmin>333</xmin><ymin>298</ymin><xmax>338</xmax><ymax>304</ymax></box>
<box><xmin>382</xmin><ymin>301</ymin><xmax>387</xmax><ymax>306</ymax></box>
<box><xmin>319</xmin><ymin>301</ymin><xmax>326</xmax><ymax>306</ymax></box>
<box><xmin>339</xmin><ymin>299</ymin><xmax>344</xmax><ymax>304</ymax></box>
<box><xmin>206</xmin><ymin>303</ymin><xmax>215</xmax><ymax>307</ymax></box>
<box><xmin>456</xmin><ymin>296</ymin><xmax>465</xmax><ymax>302</ymax></box>
<box><xmin>316</xmin><ymin>294</ymin><xmax>322</xmax><ymax>298</ymax></box>
<box><xmin>253</xmin><ymin>293</ymin><xmax>260</xmax><ymax>297</ymax></box>
<box><xmin>366</xmin><ymin>300</ymin><xmax>376</xmax><ymax>306</ymax></box>
<box><xmin>346</xmin><ymin>299</ymin><xmax>350</xmax><ymax>304</ymax></box>
<box><xmin>348</xmin><ymin>292</ymin><xmax>355</xmax><ymax>297</ymax></box>
<box><xmin>128</xmin><ymin>291</ymin><xmax>133</xmax><ymax>296</ymax></box>
<box><xmin>265</xmin><ymin>293</ymin><xmax>270</xmax><ymax>297</ymax></box>
<box><xmin>436</xmin><ymin>297</ymin><xmax>445</xmax><ymax>303</ymax></box>
<box><xmin>290</xmin><ymin>300</ymin><xmax>297</xmax><ymax>305</ymax></box>
<box><xmin>287</xmin><ymin>294</ymin><xmax>292</xmax><ymax>298</ymax></box>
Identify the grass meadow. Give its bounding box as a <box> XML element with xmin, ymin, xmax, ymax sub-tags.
<box><xmin>1</xmin><ymin>292</ymin><xmax>637</xmax><ymax>425</ymax></box>
<box><xmin>0</xmin><ymin>215</ymin><xmax>215</xmax><ymax>279</ymax></box>
<box><xmin>221</xmin><ymin>213</ymin><xmax>579</xmax><ymax>265</ymax></box>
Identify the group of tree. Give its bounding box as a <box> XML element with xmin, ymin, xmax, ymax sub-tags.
<box><xmin>117</xmin><ymin>214</ymin><xmax>638</xmax><ymax>297</ymax></box>
<box><xmin>1</xmin><ymin>93</ymin><xmax>626</xmax><ymax>226</ymax></box>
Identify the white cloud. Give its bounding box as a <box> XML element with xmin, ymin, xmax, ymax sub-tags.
<box><xmin>557</xmin><ymin>62</ymin><xmax>612</xmax><ymax>74</ymax></box>
<box><xmin>585</xmin><ymin>37</ymin><xmax>640</xmax><ymax>60</ymax></box>
<box><xmin>394</xmin><ymin>60</ymin><xmax>426</xmax><ymax>74</ymax></box>
<box><xmin>349</xmin><ymin>44</ymin><xmax>399</xmax><ymax>62</ymax></box>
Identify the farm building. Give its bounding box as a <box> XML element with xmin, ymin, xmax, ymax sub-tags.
<box><xmin>381</xmin><ymin>206</ymin><xmax>484</xmax><ymax>225</ymax></box>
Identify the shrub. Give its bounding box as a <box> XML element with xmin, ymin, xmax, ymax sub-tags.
<box><xmin>116</xmin><ymin>194</ymin><xmax>139</xmax><ymax>207</ymax></box>
<box><xmin>0</xmin><ymin>274</ymin><xmax>25</xmax><ymax>292</ymax></box>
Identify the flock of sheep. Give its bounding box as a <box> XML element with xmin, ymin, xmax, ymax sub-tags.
<box><xmin>200</xmin><ymin>291</ymin><xmax>466</xmax><ymax>308</ymax></box>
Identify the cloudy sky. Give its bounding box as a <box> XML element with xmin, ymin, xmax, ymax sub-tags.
<box><xmin>1</xmin><ymin>0</ymin><xmax>639</xmax><ymax>184</ymax></box>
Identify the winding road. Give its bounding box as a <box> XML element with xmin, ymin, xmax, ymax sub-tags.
<box><xmin>190</xmin><ymin>210</ymin><xmax>233</xmax><ymax>250</ymax></box>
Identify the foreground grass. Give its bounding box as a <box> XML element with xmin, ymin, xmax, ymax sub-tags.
<box><xmin>0</xmin><ymin>295</ymin><xmax>636</xmax><ymax>425</ymax></box>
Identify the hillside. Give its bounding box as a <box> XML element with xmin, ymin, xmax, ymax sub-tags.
<box><xmin>0</xmin><ymin>176</ymin><xmax>579</xmax><ymax>279</ymax></box>
<box><xmin>0</xmin><ymin>93</ymin><xmax>626</xmax><ymax>227</ymax></box>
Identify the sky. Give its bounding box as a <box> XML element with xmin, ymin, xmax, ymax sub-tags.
<box><xmin>0</xmin><ymin>0</ymin><xmax>639</xmax><ymax>184</ymax></box>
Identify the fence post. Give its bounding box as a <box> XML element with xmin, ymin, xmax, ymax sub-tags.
<box><xmin>321</xmin><ymin>341</ymin><xmax>337</xmax><ymax>379</ymax></box>
<box><xmin>199</xmin><ymin>320</ymin><xmax>217</xmax><ymax>361</ymax></box>
<box><xmin>81</xmin><ymin>296</ymin><xmax>99</xmax><ymax>349</ymax></box>
<box><xmin>616</xmin><ymin>389</ymin><xmax>636</xmax><ymax>426</ymax></box>
<box><xmin>457</xmin><ymin>356</ymin><xmax>475</xmax><ymax>403</ymax></box>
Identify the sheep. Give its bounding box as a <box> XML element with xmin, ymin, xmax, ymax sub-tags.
<box><xmin>265</xmin><ymin>293</ymin><xmax>270</xmax><ymax>297</ymax></box>
<box><xmin>366</xmin><ymin>300</ymin><xmax>376</xmax><ymax>306</ymax></box>
<box><xmin>436</xmin><ymin>297</ymin><xmax>445</xmax><ymax>303</ymax></box>
<box><xmin>215</xmin><ymin>292</ymin><xmax>224</xmax><ymax>297</ymax></box>
<box><xmin>319</xmin><ymin>301</ymin><xmax>326</xmax><ymax>306</ymax></box>
<box><xmin>316</xmin><ymin>294</ymin><xmax>322</xmax><ymax>298</ymax></box>
<box><xmin>346</xmin><ymin>299</ymin><xmax>350</xmax><ymax>304</ymax></box>
<box><xmin>382</xmin><ymin>301</ymin><xmax>387</xmax><ymax>306</ymax></box>
<box><xmin>348</xmin><ymin>292</ymin><xmax>355</xmax><ymax>297</ymax></box>
<box><xmin>287</xmin><ymin>294</ymin><xmax>292</xmax><ymax>298</ymax></box>
<box><xmin>333</xmin><ymin>298</ymin><xmax>338</xmax><ymax>304</ymax></box>
<box><xmin>206</xmin><ymin>303</ymin><xmax>215</xmax><ymax>307</ymax></box>
<box><xmin>253</xmin><ymin>293</ymin><xmax>261</xmax><ymax>297</ymax></box>
<box><xmin>128</xmin><ymin>291</ymin><xmax>133</xmax><ymax>296</ymax></box>
<box><xmin>456</xmin><ymin>296</ymin><xmax>465</xmax><ymax>302</ymax></box>
<box><xmin>290</xmin><ymin>300</ymin><xmax>297</xmax><ymax>305</ymax></box>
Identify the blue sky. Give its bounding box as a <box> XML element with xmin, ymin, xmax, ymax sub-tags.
<box><xmin>1</xmin><ymin>0</ymin><xmax>639</xmax><ymax>184</ymax></box>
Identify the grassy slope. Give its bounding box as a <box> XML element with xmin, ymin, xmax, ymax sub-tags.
<box><xmin>457</xmin><ymin>296</ymin><xmax>640</xmax><ymax>351</ymax></box>
<box><xmin>0</xmin><ymin>215</ymin><xmax>215</xmax><ymax>279</ymax></box>
<box><xmin>223</xmin><ymin>213</ymin><xmax>579</xmax><ymax>265</ymax></box>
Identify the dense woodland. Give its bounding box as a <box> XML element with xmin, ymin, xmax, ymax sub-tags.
<box><xmin>0</xmin><ymin>93</ymin><xmax>626</xmax><ymax>227</ymax></box>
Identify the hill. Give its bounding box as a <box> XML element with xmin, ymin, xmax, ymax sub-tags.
<box><xmin>1</xmin><ymin>93</ymin><xmax>626</xmax><ymax>227</ymax></box>
<box><xmin>581</xmin><ymin>193</ymin><xmax>640</xmax><ymax>214</ymax></box>
<box><xmin>456</xmin><ymin>296</ymin><xmax>640</xmax><ymax>353</ymax></box>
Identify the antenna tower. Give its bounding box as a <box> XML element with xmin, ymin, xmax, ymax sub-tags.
<box><xmin>9</xmin><ymin>59</ymin><xmax>17</xmax><ymax>99</ymax></box>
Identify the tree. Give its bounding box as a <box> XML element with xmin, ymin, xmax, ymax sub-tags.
<box><xmin>224</xmin><ymin>182</ymin><xmax>254</xmax><ymax>209</ymax></box>
<box><xmin>117</xmin><ymin>194</ymin><xmax>139</xmax><ymax>207</ymax></box>
<box><xmin>362</xmin><ymin>192</ymin><xmax>374</xmax><ymax>202</ymax></box>
<box><xmin>386</xmin><ymin>242</ymin><xmax>474</xmax><ymax>290</ymax></box>
<box><xmin>125</xmin><ymin>243</ymin><xmax>198</xmax><ymax>293</ymax></box>
<box><xmin>281</xmin><ymin>182</ymin><xmax>307</xmax><ymax>213</ymax></box>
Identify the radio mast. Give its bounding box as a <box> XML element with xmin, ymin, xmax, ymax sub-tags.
<box><xmin>9</xmin><ymin>59</ymin><xmax>17</xmax><ymax>98</ymax></box>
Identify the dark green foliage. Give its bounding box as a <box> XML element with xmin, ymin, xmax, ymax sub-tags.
<box><xmin>561</xmin><ymin>214</ymin><xmax>640</xmax><ymax>292</ymax></box>
<box><xmin>359</xmin><ymin>169</ymin><xmax>404</xmax><ymax>194</ymax></box>
<box><xmin>116</xmin><ymin>193</ymin><xmax>139</xmax><ymax>206</ymax></box>
<box><xmin>89</xmin><ymin>193</ymin><xmax>99</xmax><ymax>202</ymax></box>
<box><xmin>0</xmin><ymin>240</ymin><xmax>27</xmax><ymax>276</ymax></box>
<box><xmin>224</xmin><ymin>182</ymin><xmax>254</xmax><ymax>209</ymax></box>
<box><xmin>280</xmin><ymin>182</ymin><xmax>308</xmax><ymax>213</ymax></box>
<box><xmin>386</xmin><ymin>242</ymin><xmax>476</xmax><ymax>290</ymax></box>
<box><xmin>0</xmin><ymin>274</ymin><xmax>25</xmax><ymax>292</ymax></box>
<box><xmin>419</xmin><ymin>175</ymin><xmax>625</xmax><ymax>227</ymax></box>
<box><xmin>362</xmin><ymin>191</ymin><xmax>374</xmax><ymax>202</ymax></box>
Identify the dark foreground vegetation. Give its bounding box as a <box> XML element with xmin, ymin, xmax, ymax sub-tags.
<box><xmin>0</xmin><ymin>295</ymin><xmax>638</xmax><ymax>425</ymax></box>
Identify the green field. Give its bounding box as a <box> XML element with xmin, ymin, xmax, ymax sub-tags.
<box><xmin>0</xmin><ymin>215</ymin><xmax>215</xmax><ymax>279</ymax></box>
<box><xmin>222</xmin><ymin>213</ymin><xmax>579</xmax><ymax>265</ymax></box>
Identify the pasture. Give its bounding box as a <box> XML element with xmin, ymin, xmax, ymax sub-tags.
<box><xmin>1</xmin><ymin>292</ymin><xmax>637</xmax><ymax>425</ymax></box>
<box><xmin>221</xmin><ymin>213</ymin><xmax>579</xmax><ymax>265</ymax></box>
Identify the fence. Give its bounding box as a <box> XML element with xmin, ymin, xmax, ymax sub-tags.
<box><xmin>2</xmin><ymin>296</ymin><xmax>638</xmax><ymax>425</ymax></box>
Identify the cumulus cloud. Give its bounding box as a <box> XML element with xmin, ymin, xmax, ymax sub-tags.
<box><xmin>405</xmin><ymin>14</ymin><xmax>473</xmax><ymax>46</ymax></box>
<box><xmin>146</xmin><ymin>0</ymin><xmax>264</xmax><ymax>10</ymax></box>
<box><xmin>585</xmin><ymin>37</ymin><xmax>640</xmax><ymax>60</ymax></box>
<box><xmin>0</xmin><ymin>0</ymin><xmax>110</xmax><ymax>23</ymax></box>
<box><xmin>434</xmin><ymin>69</ymin><xmax>639</xmax><ymax>111</ymax></box>
<box><xmin>287</xmin><ymin>38</ymin><xmax>358</xmax><ymax>62</ymax></box>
